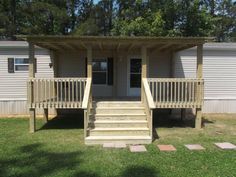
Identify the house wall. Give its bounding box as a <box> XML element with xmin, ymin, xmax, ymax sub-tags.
<box><xmin>0</xmin><ymin>42</ymin><xmax>54</xmax><ymax>116</ymax></box>
<box><xmin>149</xmin><ymin>51</ymin><xmax>171</xmax><ymax>78</ymax></box>
<box><xmin>174</xmin><ymin>43</ymin><xmax>236</xmax><ymax>113</ymax></box>
<box><xmin>2</xmin><ymin>42</ymin><xmax>235</xmax><ymax>115</ymax></box>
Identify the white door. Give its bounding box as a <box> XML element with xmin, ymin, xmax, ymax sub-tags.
<box><xmin>128</xmin><ymin>58</ymin><xmax>142</xmax><ymax>96</ymax></box>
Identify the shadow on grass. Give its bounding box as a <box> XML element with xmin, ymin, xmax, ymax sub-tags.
<box><xmin>39</xmin><ymin>111</ymin><xmax>84</xmax><ymax>130</ymax></box>
<box><xmin>120</xmin><ymin>166</ymin><xmax>159</xmax><ymax>177</ymax></box>
<box><xmin>153</xmin><ymin>109</ymin><xmax>195</xmax><ymax>128</ymax></box>
<box><xmin>0</xmin><ymin>143</ymin><xmax>160</xmax><ymax>177</ymax></box>
<box><xmin>0</xmin><ymin>143</ymin><xmax>99</xmax><ymax>177</ymax></box>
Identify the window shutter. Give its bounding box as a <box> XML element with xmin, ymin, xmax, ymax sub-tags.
<box><xmin>34</xmin><ymin>58</ymin><xmax>37</xmax><ymax>73</ymax></box>
<box><xmin>8</xmin><ymin>58</ymin><xmax>14</xmax><ymax>73</ymax></box>
<box><xmin>85</xmin><ymin>57</ymin><xmax>87</xmax><ymax>77</ymax></box>
<box><xmin>107</xmin><ymin>57</ymin><xmax>113</xmax><ymax>85</ymax></box>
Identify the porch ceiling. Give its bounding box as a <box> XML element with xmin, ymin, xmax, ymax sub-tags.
<box><xmin>17</xmin><ymin>35</ymin><xmax>214</xmax><ymax>53</ymax></box>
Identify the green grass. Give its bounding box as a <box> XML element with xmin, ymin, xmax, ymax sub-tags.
<box><xmin>0</xmin><ymin>114</ymin><xmax>236</xmax><ymax>177</ymax></box>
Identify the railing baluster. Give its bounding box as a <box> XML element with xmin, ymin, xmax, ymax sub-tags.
<box><xmin>155</xmin><ymin>81</ymin><xmax>157</xmax><ymax>105</ymax></box>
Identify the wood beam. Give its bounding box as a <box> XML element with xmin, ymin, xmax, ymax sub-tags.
<box><xmin>116</xmin><ymin>43</ymin><xmax>121</xmax><ymax>51</ymax></box>
<box><xmin>70</xmin><ymin>43</ymin><xmax>81</xmax><ymax>50</ymax></box>
<box><xmin>173</xmin><ymin>44</ymin><xmax>195</xmax><ymax>52</ymax></box>
<box><xmin>43</xmin><ymin>108</ymin><xmax>48</xmax><ymax>123</ymax></box>
<box><xmin>158</xmin><ymin>44</ymin><xmax>172</xmax><ymax>51</ymax></box>
<box><xmin>141</xmin><ymin>46</ymin><xmax>147</xmax><ymax>78</ymax></box>
<box><xmin>53</xmin><ymin>43</ymin><xmax>71</xmax><ymax>50</ymax></box>
<box><xmin>81</xmin><ymin>42</ymin><xmax>87</xmax><ymax>50</ymax></box>
<box><xmin>197</xmin><ymin>44</ymin><xmax>203</xmax><ymax>78</ymax></box>
<box><xmin>127</xmin><ymin>43</ymin><xmax>135</xmax><ymax>52</ymax></box>
<box><xmin>29</xmin><ymin>108</ymin><xmax>36</xmax><ymax>133</ymax></box>
<box><xmin>195</xmin><ymin>44</ymin><xmax>203</xmax><ymax>129</ymax></box>
<box><xmin>29</xmin><ymin>42</ymin><xmax>36</xmax><ymax>133</ymax></box>
<box><xmin>38</xmin><ymin>43</ymin><xmax>60</xmax><ymax>51</ymax></box>
<box><xmin>63</xmin><ymin>43</ymin><xmax>77</xmax><ymax>50</ymax></box>
<box><xmin>149</xmin><ymin>44</ymin><xmax>162</xmax><ymax>54</ymax></box>
<box><xmin>98</xmin><ymin>42</ymin><xmax>103</xmax><ymax>50</ymax></box>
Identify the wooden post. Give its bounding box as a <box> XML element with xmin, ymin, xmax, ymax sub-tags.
<box><xmin>29</xmin><ymin>108</ymin><xmax>36</xmax><ymax>133</ymax></box>
<box><xmin>169</xmin><ymin>52</ymin><xmax>175</xmax><ymax>115</ymax></box>
<box><xmin>29</xmin><ymin>42</ymin><xmax>36</xmax><ymax>133</ymax></box>
<box><xmin>50</xmin><ymin>50</ymin><xmax>58</xmax><ymax>117</ymax></box>
<box><xmin>195</xmin><ymin>44</ymin><xmax>203</xmax><ymax>129</ymax></box>
<box><xmin>112</xmin><ymin>51</ymin><xmax>118</xmax><ymax>98</ymax></box>
<box><xmin>141</xmin><ymin>46</ymin><xmax>147</xmax><ymax>101</ymax></box>
<box><xmin>43</xmin><ymin>108</ymin><xmax>48</xmax><ymax>123</ymax></box>
<box><xmin>87</xmin><ymin>46</ymin><xmax>92</xmax><ymax>78</ymax></box>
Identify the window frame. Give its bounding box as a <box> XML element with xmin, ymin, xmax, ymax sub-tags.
<box><xmin>14</xmin><ymin>58</ymin><xmax>29</xmax><ymax>72</ymax></box>
<box><xmin>92</xmin><ymin>58</ymin><xmax>108</xmax><ymax>85</ymax></box>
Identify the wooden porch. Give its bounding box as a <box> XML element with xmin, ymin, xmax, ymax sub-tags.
<box><xmin>21</xmin><ymin>35</ymin><xmax>211</xmax><ymax>144</ymax></box>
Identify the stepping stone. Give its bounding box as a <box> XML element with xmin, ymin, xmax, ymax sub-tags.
<box><xmin>185</xmin><ymin>144</ymin><xmax>205</xmax><ymax>150</ymax></box>
<box><xmin>157</xmin><ymin>145</ymin><xmax>176</xmax><ymax>151</ymax></box>
<box><xmin>129</xmin><ymin>145</ymin><xmax>147</xmax><ymax>152</ymax></box>
<box><xmin>103</xmin><ymin>143</ymin><xmax>115</xmax><ymax>148</ymax></box>
<box><xmin>214</xmin><ymin>142</ymin><xmax>236</xmax><ymax>150</ymax></box>
<box><xmin>115</xmin><ymin>143</ymin><xmax>126</xmax><ymax>149</ymax></box>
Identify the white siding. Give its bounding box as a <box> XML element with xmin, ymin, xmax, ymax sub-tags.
<box><xmin>0</xmin><ymin>48</ymin><xmax>53</xmax><ymax>100</ymax></box>
<box><xmin>174</xmin><ymin>43</ymin><xmax>236</xmax><ymax>113</ymax></box>
<box><xmin>0</xmin><ymin>43</ymin><xmax>54</xmax><ymax>115</ymax></box>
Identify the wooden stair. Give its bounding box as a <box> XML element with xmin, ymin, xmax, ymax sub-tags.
<box><xmin>85</xmin><ymin>101</ymin><xmax>152</xmax><ymax>145</ymax></box>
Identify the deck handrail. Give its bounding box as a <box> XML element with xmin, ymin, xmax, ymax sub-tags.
<box><xmin>142</xmin><ymin>78</ymin><xmax>155</xmax><ymax>139</ymax></box>
<box><xmin>147</xmin><ymin>78</ymin><xmax>204</xmax><ymax>108</ymax></box>
<box><xmin>142</xmin><ymin>78</ymin><xmax>155</xmax><ymax>109</ymax></box>
<box><xmin>27</xmin><ymin>77</ymin><xmax>87</xmax><ymax>108</ymax></box>
<box><xmin>81</xmin><ymin>78</ymin><xmax>92</xmax><ymax>138</ymax></box>
<box><xmin>82</xmin><ymin>78</ymin><xmax>92</xmax><ymax>109</ymax></box>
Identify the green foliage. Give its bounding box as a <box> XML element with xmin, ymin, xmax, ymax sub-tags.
<box><xmin>112</xmin><ymin>11</ymin><xmax>165</xmax><ymax>36</ymax></box>
<box><xmin>0</xmin><ymin>0</ymin><xmax>236</xmax><ymax>41</ymax></box>
<box><xmin>72</xmin><ymin>18</ymin><xmax>99</xmax><ymax>35</ymax></box>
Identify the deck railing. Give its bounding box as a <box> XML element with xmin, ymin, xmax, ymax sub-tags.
<box><xmin>147</xmin><ymin>78</ymin><xmax>204</xmax><ymax>108</ymax></box>
<box><xmin>28</xmin><ymin>78</ymin><xmax>87</xmax><ymax>108</ymax></box>
<box><xmin>142</xmin><ymin>78</ymin><xmax>155</xmax><ymax>138</ymax></box>
<box><xmin>82</xmin><ymin>78</ymin><xmax>92</xmax><ymax>138</ymax></box>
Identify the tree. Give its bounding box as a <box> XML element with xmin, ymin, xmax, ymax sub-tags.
<box><xmin>0</xmin><ymin>0</ymin><xmax>17</xmax><ymax>39</ymax></box>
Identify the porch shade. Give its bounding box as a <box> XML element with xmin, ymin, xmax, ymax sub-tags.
<box><xmin>17</xmin><ymin>35</ymin><xmax>213</xmax><ymax>53</ymax></box>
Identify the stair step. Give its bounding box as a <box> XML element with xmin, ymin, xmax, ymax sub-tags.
<box><xmin>85</xmin><ymin>135</ymin><xmax>152</xmax><ymax>145</ymax></box>
<box><xmin>94</xmin><ymin>113</ymin><xmax>147</xmax><ymax>120</ymax></box>
<box><xmin>93</xmin><ymin>107</ymin><xmax>145</xmax><ymax>114</ymax></box>
<box><xmin>94</xmin><ymin>101</ymin><xmax>143</xmax><ymax>107</ymax></box>
<box><xmin>89</xmin><ymin>120</ymin><xmax>148</xmax><ymax>128</ymax></box>
<box><xmin>89</xmin><ymin>127</ymin><xmax>150</xmax><ymax>136</ymax></box>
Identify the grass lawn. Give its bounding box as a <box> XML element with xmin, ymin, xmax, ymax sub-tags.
<box><xmin>0</xmin><ymin>113</ymin><xmax>236</xmax><ymax>177</ymax></box>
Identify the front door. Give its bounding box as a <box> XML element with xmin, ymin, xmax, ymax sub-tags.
<box><xmin>128</xmin><ymin>58</ymin><xmax>142</xmax><ymax>97</ymax></box>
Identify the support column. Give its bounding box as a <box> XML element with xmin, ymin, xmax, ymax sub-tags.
<box><xmin>169</xmin><ymin>52</ymin><xmax>175</xmax><ymax>115</ymax></box>
<box><xmin>112</xmin><ymin>51</ymin><xmax>118</xmax><ymax>98</ymax></box>
<box><xmin>29</xmin><ymin>108</ymin><xmax>36</xmax><ymax>133</ymax></box>
<box><xmin>43</xmin><ymin>109</ymin><xmax>48</xmax><ymax>123</ymax></box>
<box><xmin>141</xmin><ymin>46</ymin><xmax>147</xmax><ymax>101</ymax></box>
<box><xmin>29</xmin><ymin>42</ymin><xmax>36</xmax><ymax>133</ymax></box>
<box><xmin>195</xmin><ymin>44</ymin><xmax>203</xmax><ymax>129</ymax></box>
<box><xmin>87</xmin><ymin>46</ymin><xmax>92</xmax><ymax>78</ymax></box>
<box><xmin>50</xmin><ymin>51</ymin><xmax>58</xmax><ymax>117</ymax></box>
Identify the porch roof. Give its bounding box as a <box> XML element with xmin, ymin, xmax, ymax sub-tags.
<box><xmin>17</xmin><ymin>35</ymin><xmax>214</xmax><ymax>52</ymax></box>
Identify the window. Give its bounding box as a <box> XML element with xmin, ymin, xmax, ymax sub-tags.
<box><xmin>92</xmin><ymin>59</ymin><xmax>107</xmax><ymax>84</ymax></box>
<box><xmin>14</xmin><ymin>58</ymin><xmax>29</xmax><ymax>71</ymax></box>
